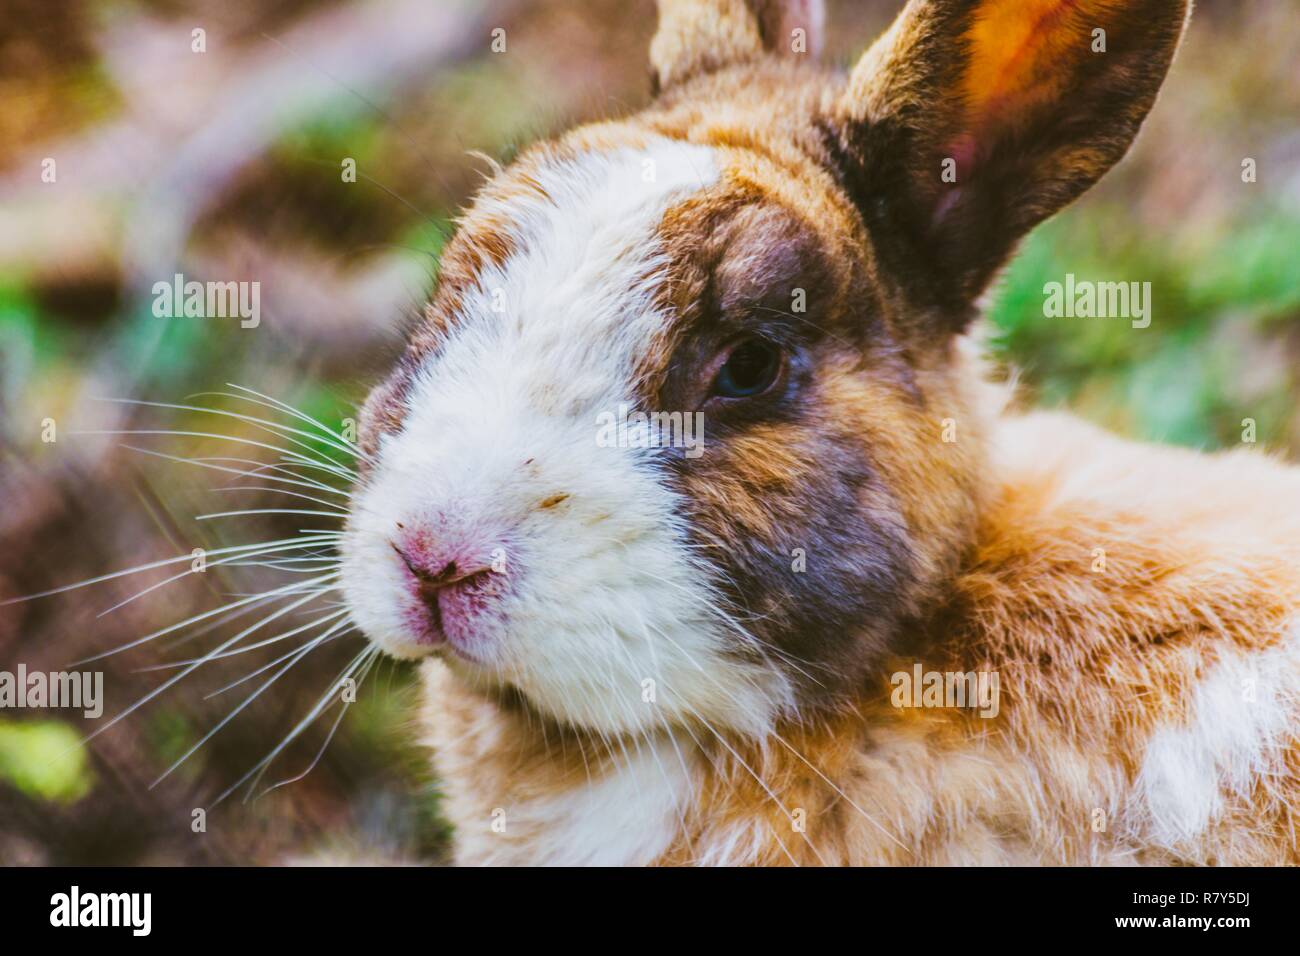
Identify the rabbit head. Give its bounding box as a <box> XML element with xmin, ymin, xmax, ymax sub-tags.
<box><xmin>341</xmin><ymin>0</ymin><xmax>1189</xmax><ymax>737</ymax></box>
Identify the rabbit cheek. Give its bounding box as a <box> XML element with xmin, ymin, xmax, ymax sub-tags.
<box><xmin>673</xmin><ymin>404</ymin><xmax>919</xmax><ymax>705</ymax></box>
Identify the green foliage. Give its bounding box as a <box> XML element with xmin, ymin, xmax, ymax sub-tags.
<box><xmin>0</xmin><ymin>720</ymin><xmax>95</xmax><ymax>805</ymax></box>
<box><xmin>988</xmin><ymin>205</ymin><xmax>1300</xmax><ymax>452</ymax></box>
<box><xmin>146</xmin><ymin>709</ymin><xmax>204</xmax><ymax>780</ymax></box>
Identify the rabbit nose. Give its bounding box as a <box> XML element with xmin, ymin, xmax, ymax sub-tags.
<box><xmin>389</xmin><ymin>528</ymin><xmax>511</xmax><ymax>651</ymax></box>
<box><xmin>392</xmin><ymin>544</ymin><xmax>493</xmax><ymax>609</ymax></box>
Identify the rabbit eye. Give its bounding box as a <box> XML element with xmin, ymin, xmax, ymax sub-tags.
<box><xmin>710</xmin><ymin>337</ymin><xmax>784</xmax><ymax>399</ymax></box>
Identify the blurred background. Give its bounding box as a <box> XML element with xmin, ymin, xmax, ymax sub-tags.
<box><xmin>0</xmin><ymin>0</ymin><xmax>1297</xmax><ymax>865</ymax></box>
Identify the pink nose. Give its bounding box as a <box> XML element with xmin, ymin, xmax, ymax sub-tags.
<box><xmin>390</xmin><ymin>529</ymin><xmax>507</xmax><ymax>650</ymax></box>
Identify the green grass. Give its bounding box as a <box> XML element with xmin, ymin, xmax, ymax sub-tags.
<box><xmin>988</xmin><ymin>204</ymin><xmax>1300</xmax><ymax>452</ymax></box>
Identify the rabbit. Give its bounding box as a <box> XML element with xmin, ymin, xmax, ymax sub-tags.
<box><xmin>339</xmin><ymin>0</ymin><xmax>1300</xmax><ymax>865</ymax></box>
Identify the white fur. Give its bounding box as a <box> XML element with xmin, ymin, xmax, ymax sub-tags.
<box><xmin>1134</xmin><ymin>621</ymin><xmax>1300</xmax><ymax>848</ymax></box>
<box><xmin>469</xmin><ymin>734</ymin><xmax>695</xmax><ymax>866</ymax></box>
<box><xmin>343</xmin><ymin>139</ymin><xmax>794</xmax><ymax>738</ymax></box>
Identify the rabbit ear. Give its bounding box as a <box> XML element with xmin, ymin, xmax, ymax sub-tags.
<box><xmin>826</xmin><ymin>0</ymin><xmax>1189</xmax><ymax>324</ymax></box>
<box><xmin>651</xmin><ymin>0</ymin><xmax>824</xmax><ymax>91</ymax></box>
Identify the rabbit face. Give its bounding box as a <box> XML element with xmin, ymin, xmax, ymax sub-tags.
<box><xmin>340</xmin><ymin>136</ymin><xmax>808</xmax><ymax>737</ymax></box>
<box><xmin>340</xmin><ymin>113</ymin><xmax>984</xmax><ymax>737</ymax></box>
